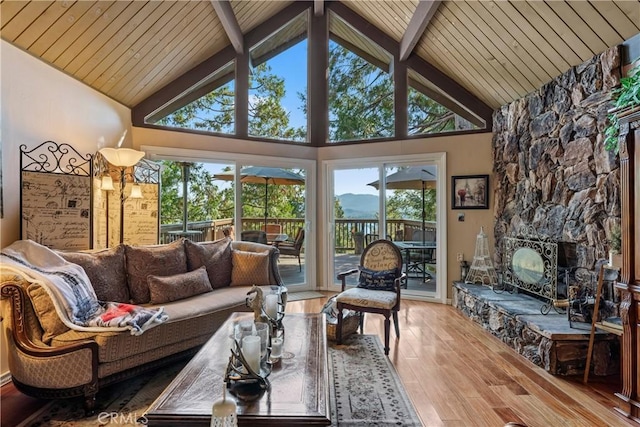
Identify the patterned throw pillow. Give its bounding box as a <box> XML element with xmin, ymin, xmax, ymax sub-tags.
<box><xmin>184</xmin><ymin>238</ymin><xmax>233</xmax><ymax>288</ymax></box>
<box><xmin>357</xmin><ymin>267</ymin><xmax>398</xmax><ymax>291</ymax></box>
<box><xmin>230</xmin><ymin>250</ymin><xmax>270</xmax><ymax>286</ymax></box>
<box><xmin>58</xmin><ymin>245</ymin><xmax>129</xmax><ymax>302</ymax></box>
<box><xmin>27</xmin><ymin>284</ymin><xmax>69</xmax><ymax>344</ymax></box>
<box><xmin>125</xmin><ymin>239</ymin><xmax>188</xmax><ymax>304</ymax></box>
<box><xmin>147</xmin><ymin>266</ymin><xmax>213</xmax><ymax>304</ymax></box>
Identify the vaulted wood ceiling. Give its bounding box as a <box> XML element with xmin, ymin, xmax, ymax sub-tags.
<box><xmin>2</xmin><ymin>0</ymin><xmax>638</xmax><ymax>112</ymax></box>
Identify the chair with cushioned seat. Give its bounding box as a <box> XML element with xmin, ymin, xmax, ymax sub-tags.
<box><xmin>274</xmin><ymin>227</ymin><xmax>305</xmax><ymax>271</ymax></box>
<box><xmin>335</xmin><ymin>239</ymin><xmax>405</xmax><ymax>355</ymax></box>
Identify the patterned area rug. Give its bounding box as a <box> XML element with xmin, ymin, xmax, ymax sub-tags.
<box><xmin>19</xmin><ymin>335</ymin><xmax>420</xmax><ymax>426</ymax></box>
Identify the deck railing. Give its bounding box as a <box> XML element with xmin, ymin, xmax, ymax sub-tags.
<box><xmin>160</xmin><ymin>218</ymin><xmax>435</xmax><ymax>253</ymax></box>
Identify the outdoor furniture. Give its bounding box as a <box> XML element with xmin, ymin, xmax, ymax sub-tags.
<box><xmin>335</xmin><ymin>239</ymin><xmax>405</xmax><ymax>355</ymax></box>
<box><xmin>405</xmin><ymin>228</ymin><xmax>436</xmax><ymax>281</ymax></box>
<box><xmin>262</xmin><ymin>223</ymin><xmax>283</xmax><ymax>243</ymax></box>
<box><xmin>274</xmin><ymin>228</ymin><xmax>305</xmax><ymax>271</ymax></box>
<box><xmin>241</xmin><ymin>230</ymin><xmax>268</xmax><ymax>244</ymax></box>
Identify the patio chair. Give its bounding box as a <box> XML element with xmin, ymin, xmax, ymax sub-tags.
<box><xmin>335</xmin><ymin>239</ymin><xmax>405</xmax><ymax>355</ymax></box>
<box><xmin>275</xmin><ymin>227</ymin><xmax>305</xmax><ymax>271</ymax></box>
<box><xmin>241</xmin><ymin>230</ymin><xmax>268</xmax><ymax>245</ymax></box>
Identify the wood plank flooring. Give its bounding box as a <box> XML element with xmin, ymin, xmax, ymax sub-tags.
<box><xmin>1</xmin><ymin>295</ymin><xmax>635</xmax><ymax>426</ymax></box>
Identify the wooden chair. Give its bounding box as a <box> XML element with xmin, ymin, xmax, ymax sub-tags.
<box><xmin>262</xmin><ymin>223</ymin><xmax>282</xmax><ymax>243</ymax></box>
<box><xmin>336</xmin><ymin>239</ymin><xmax>405</xmax><ymax>355</ymax></box>
<box><xmin>275</xmin><ymin>228</ymin><xmax>305</xmax><ymax>271</ymax></box>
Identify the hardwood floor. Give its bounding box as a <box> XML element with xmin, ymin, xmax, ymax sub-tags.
<box><xmin>1</xmin><ymin>295</ymin><xmax>635</xmax><ymax>426</ymax></box>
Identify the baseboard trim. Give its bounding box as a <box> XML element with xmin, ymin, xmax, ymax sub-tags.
<box><xmin>1</xmin><ymin>371</ymin><xmax>12</xmax><ymax>387</ymax></box>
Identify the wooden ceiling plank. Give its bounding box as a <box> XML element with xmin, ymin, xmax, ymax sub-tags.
<box><xmin>526</xmin><ymin>0</ymin><xmax>593</xmax><ymax>61</ymax></box>
<box><xmin>120</xmin><ymin>4</ymin><xmax>216</xmax><ymax>105</ymax></box>
<box><xmin>48</xmin><ymin>1</ymin><xmax>130</xmax><ymax>69</ymax></box>
<box><xmin>509</xmin><ymin>1</ymin><xmax>581</xmax><ymax>66</ymax></box>
<box><xmin>477</xmin><ymin>1</ymin><xmax>562</xmax><ymax>78</ymax></box>
<box><xmin>430</xmin><ymin>11</ymin><xmax>514</xmax><ymax>103</ymax></box>
<box><xmin>40</xmin><ymin>1</ymin><xmax>118</xmax><ymax>64</ymax></box>
<box><xmin>372</xmin><ymin>0</ymin><xmax>412</xmax><ymax>41</ymax></box>
<box><xmin>399</xmin><ymin>0</ymin><xmax>441</xmax><ymax>61</ymax></box>
<box><xmin>91</xmin><ymin>1</ymin><xmax>188</xmax><ymax>89</ymax></box>
<box><xmin>330</xmin><ymin>33</ymin><xmax>390</xmax><ymax>72</ymax></box>
<box><xmin>83</xmin><ymin>1</ymin><xmax>177</xmax><ymax>86</ymax></box>
<box><xmin>452</xmin><ymin>1</ymin><xmax>543</xmax><ymax>90</ymax></box>
<box><xmin>234</xmin><ymin>0</ymin><xmax>290</xmax><ymax>35</ymax></box>
<box><xmin>108</xmin><ymin>2</ymin><xmax>213</xmax><ymax>102</ymax></box>
<box><xmin>613</xmin><ymin>0</ymin><xmax>640</xmax><ymax>29</ymax></box>
<box><xmin>440</xmin><ymin>3</ymin><xmax>531</xmax><ymax>98</ymax></box>
<box><xmin>63</xmin><ymin>1</ymin><xmax>147</xmax><ymax>76</ymax></box>
<box><xmin>417</xmin><ymin>32</ymin><xmax>504</xmax><ymax>108</ymax></box>
<box><xmin>211</xmin><ymin>0</ymin><xmax>243</xmax><ymax>54</ymax></box>
<box><xmin>544</xmin><ymin>1</ymin><xmax>607</xmax><ymax>56</ymax></box>
<box><xmin>129</xmin><ymin>29</ymin><xmax>218</xmax><ymax>107</ymax></box>
<box><xmin>0</xmin><ymin>1</ymin><xmax>53</xmax><ymax>43</ymax></box>
<box><xmin>29</xmin><ymin>1</ymin><xmax>96</xmax><ymax>57</ymax></box>
<box><xmin>590</xmin><ymin>1</ymin><xmax>640</xmax><ymax>40</ymax></box>
<box><xmin>13</xmin><ymin>0</ymin><xmax>71</xmax><ymax>49</ymax></box>
<box><xmin>1</xmin><ymin>1</ymin><xmax>30</xmax><ymax>28</ymax></box>
<box><xmin>416</xmin><ymin>23</ymin><xmax>504</xmax><ymax>108</ymax></box>
<box><xmin>567</xmin><ymin>1</ymin><xmax>622</xmax><ymax>48</ymax></box>
<box><xmin>494</xmin><ymin>1</ymin><xmax>572</xmax><ymax>72</ymax></box>
<box><xmin>465</xmin><ymin>1</ymin><xmax>554</xmax><ymax>84</ymax></box>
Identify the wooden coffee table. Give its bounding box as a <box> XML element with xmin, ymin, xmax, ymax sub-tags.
<box><xmin>145</xmin><ymin>312</ymin><xmax>330</xmax><ymax>426</ymax></box>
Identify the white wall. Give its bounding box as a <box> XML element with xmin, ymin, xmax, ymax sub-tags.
<box><xmin>0</xmin><ymin>41</ymin><xmax>131</xmax><ymax>380</ymax></box>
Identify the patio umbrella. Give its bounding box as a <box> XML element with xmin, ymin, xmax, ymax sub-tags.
<box><xmin>368</xmin><ymin>165</ymin><xmax>437</xmax><ymax>244</ymax></box>
<box><xmin>213</xmin><ymin>166</ymin><xmax>305</xmax><ymax>228</ymax></box>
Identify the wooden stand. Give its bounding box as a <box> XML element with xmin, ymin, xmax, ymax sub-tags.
<box><xmin>583</xmin><ymin>265</ymin><xmax>622</xmax><ymax>384</ymax></box>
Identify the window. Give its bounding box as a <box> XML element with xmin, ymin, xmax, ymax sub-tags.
<box><xmin>328</xmin><ymin>12</ymin><xmax>394</xmax><ymax>142</ymax></box>
<box><xmin>152</xmin><ymin>62</ymin><xmax>235</xmax><ymax>134</ymax></box>
<box><xmin>248</xmin><ymin>11</ymin><xmax>308</xmax><ymax>142</ymax></box>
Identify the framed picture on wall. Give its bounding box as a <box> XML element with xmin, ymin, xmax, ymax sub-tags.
<box><xmin>451</xmin><ymin>175</ymin><xmax>489</xmax><ymax>209</ymax></box>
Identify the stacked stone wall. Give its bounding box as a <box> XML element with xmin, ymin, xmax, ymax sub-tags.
<box><xmin>492</xmin><ymin>47</ymin><xmax>622</xmax><ymax>270</ymax></box>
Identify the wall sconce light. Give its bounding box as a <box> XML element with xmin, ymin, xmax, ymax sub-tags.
<box><xmin>129</xmin><ymin>184</ymin><xmax>143</xmax><ymax>199</ymax></box>
<box><xmin>101</xmin><ymin>175</ymin><xmax>115</xmax><ymax>191</ymax></box>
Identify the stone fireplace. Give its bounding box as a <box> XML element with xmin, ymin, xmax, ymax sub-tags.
<box><xmin>453</xmin><ymin>47</ymin><xmax>623</xmax><ymax>377</ymax></box>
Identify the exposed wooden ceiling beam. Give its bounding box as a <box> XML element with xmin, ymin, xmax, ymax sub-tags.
<box><xmin>400</xmin><ymin>0</ymin><xmax>441</xmax><ymax>62</ymax></box>
<box><xmin>314</xmin><ymin>0</ymin><xmax>324</xmax><ymax>17</ymax></box>
<box><xmin>210</xmin><ymin>0</ymin><xmax>243</xmax><ymax>54</ymax></box>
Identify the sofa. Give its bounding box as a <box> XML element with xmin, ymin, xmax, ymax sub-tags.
<box><xmin>0</xmin><ymin>237</ymin><xmax>283</xmax><ymax>411</ymax></box>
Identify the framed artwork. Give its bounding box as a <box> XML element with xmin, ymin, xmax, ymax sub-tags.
<box><xmin>451</xmin><ymin>174</ymin><xmax>489</xmax><ymax>209</ymax></box>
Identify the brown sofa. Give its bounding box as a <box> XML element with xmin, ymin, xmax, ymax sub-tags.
<box><xmin>0</xmin><ymin>237</ymin><xmax>283</xmax><ymax>411</ymax></box>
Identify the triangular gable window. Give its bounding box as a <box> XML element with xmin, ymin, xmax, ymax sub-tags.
<box><xmin>408</xmin><ymin>68</ymin><xmax>479</xmax><ymax>135</ymax></box>
<box><xmin>151</xmin><ymin>61</ymin><xmax>235</xmax><ymax>134</ymax></box>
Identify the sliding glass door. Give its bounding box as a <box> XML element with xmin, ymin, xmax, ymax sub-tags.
<box><xmin>326</xmin><ymin>154</ymin><xmax>446</xmax><ymax>302</ymax></box>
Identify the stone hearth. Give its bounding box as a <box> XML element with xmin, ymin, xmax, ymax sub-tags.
<box><xmin>453</xmin><ymin>281</ymin><xmax>619</xmax><ymax>376</ymax></box>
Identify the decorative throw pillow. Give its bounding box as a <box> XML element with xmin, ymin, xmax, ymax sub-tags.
<box><xmin>58</xmin><ymin>245</ymin><xmax>129</xmax><ymax>302</ymax></box>
<box><xmin>125</xmin><ymin>239</ymin><xmax>188</xmax><ymax>304</ymax></box>
<box><xmin>147</xmin><ymin>266</ymin><xmax>213</xmax><ymax>304</ymax></box>
<box><xmin>184</xmin><ymin>238</ymin><xmax>233</xmax><ymax>288</ymax></box>
<box><xmin>230</xmin><ymin>250</ymin><xmax>270</xmax><ymax>286</ymax></box>
<box><xmin>357</xmin><ymin>267</ymin><xmax>398</xmax><ymax>291</ymax></box>
<box><xmin>27</xmin><ymin>284</ymin><xmax>69</xmax><ymax>344</ymax></box>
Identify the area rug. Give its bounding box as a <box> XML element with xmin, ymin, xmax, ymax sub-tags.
<box><xmin>18</xmin><ymin>335</ymin><xmax>420</xmax><ymax>427</ymax></box>
<box><xmin>286</xmin><ymin>290</ymin><xmax>326</xmax><ymax>301</ymax></box>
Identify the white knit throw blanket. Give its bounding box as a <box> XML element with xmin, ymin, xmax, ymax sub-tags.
<box><xmin>1</xmin><ymin>240</ymin><xmax>167</xmax><ymax>335</ymax></box>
